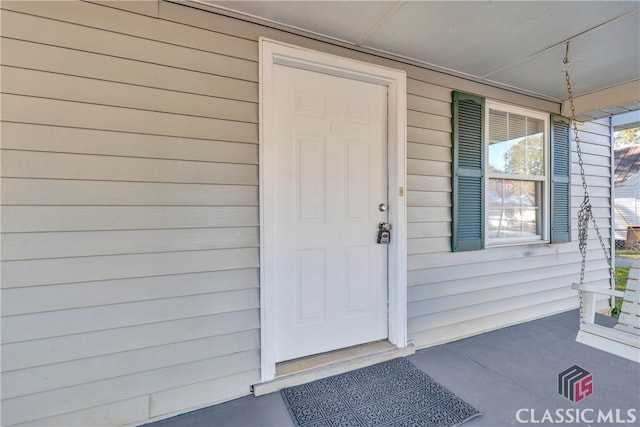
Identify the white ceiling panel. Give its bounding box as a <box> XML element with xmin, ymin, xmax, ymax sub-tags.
<box><xmin>209</xmin><ymin>1</ymin><xmax>399</xmax><ymax>42</ymax></box>
<box><xmin>361</xmin><ymin>1</ymin><xmax>636</xmax><ymax>78</ymax></box>
<box><xmin>486</xmin><ymin>10</ymin><xmax>640</xmax><ymax>99</ymax></box>
<box><xmin>202</xmin><ymin>0</ymin><xmax>640</xmax><ymax>115</ymax></box>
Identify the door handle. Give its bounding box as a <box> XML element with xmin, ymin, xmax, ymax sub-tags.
<box><xmin>378</xmin><ymin>222</ymin><xmax>391</xmax><ymax>231</ymax></box>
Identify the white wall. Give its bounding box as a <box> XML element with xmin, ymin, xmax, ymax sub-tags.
<box><xmin>1</xmin><ymin>1</ymin><xmax>260</xmax><ymax>425</ymax></box>
<box><xmin>615</xmin><ymin>174</ymin><xmax>640</xmax><ymax>240</ymax></box>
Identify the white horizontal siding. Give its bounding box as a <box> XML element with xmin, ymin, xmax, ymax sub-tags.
<box><xmin>2</xmin><ymin>38</ymin><xmax>258</xmax><ymax>102</ymax></box>
<box><xmin>0</xmin><ymin>2</ymin><xmax>261</xmax><ymax>426</ymax></box>
<box><xmin>407</xmin><ymin>192</ymin><xmax>451</xmax><ymax>209</ymax></box>
<box><xmin>407</xmin><ymin>110</ymin><xmax>451</xmax><ymax>132</ymax></box>
<box><xmin>3</xmin><ymin>309</ymin><xmax>259</xmax><ymax>372</ymax></box>
<box><xmin>2</xmin><ymin>228</ymin><xmax>258</xmax><ymax>261</ymax></box>
<box><xmin>3</xmin><ymin>287</ymin><xmax>258</xmax><ymax>343</ymax></box>
<box><xmin>2</xmin><ymin>0</ymin><xmax>256</xmax><ymax>60</ymax></box>
<box><xmin>4</xmin><ymin>330</ymin><xmax>259</xmax><ymax>399</ymax></box>
<box><xmin>2</xmin><ymin>179</ymin><xmax>258</xmax><ymax>206</ymax></box>
<box><xmin>2</xmin><ymin>66</ymin><xmax>258</xmax><ymax>123</ymax></box>
<box><xmin>3</xmin><ymin>150</ymin><xmax>258</xmax><ymax>184</ymax></box>
<box><xmin>148</xmin><ymin>370</ymin><xmax>260</xmax><ymax>419</ymax></box>
<box><xmin>3</xmin><ymin>269</ymin><xmax>259</xmax><ymax>316</ymax></box>
<box><xmin>615</xmin><ymin>174</ymin><xmax>640</xmax><ymax>234</ymax></box>
<box><xmin>404</xmin><ymin>82</ymin><xmax>452</xmax><ymax>263</ymax></box>
<box><xmin>2</xmin><ymin>206</ymin><xmax>258</xmax><ymax>232</ymax></box>
<box><xmin>408</xmin><ymin>143</ymin><xmax>451</xmax><ymax>162</ymax></box>
<box><xmin>410</xmin><ymin>298</ymin><xmax>578</xmax><ymax>349</ymax></box>
<box><xmin>616</xmin><ymin>197</ymin><xmax>639</xmax><ymax>225</ymax></box>
<box><xmin>1</xmin><ymin>123</ymin><xmax>258</xmax><ymax>163</ymax></box>
<box><xmin>616</xmin><ymin>185</ymin><xmax>637</xmax><ymax>199</ymax></box>
<box><xmin>1</xmin><ymin>350</ymin><xmax>260</xmax><ymax>426</ymax></box>
<box><xmin>3</xmin><ymin>94</ymin><xmax>257</xmax><ymax>143</ymax></box>
<box><xmin>408</xmin><ymin>239</ymin><xmax>611</xmax><ymax>272</ymax></box>
<box><xmin>1</xmin><ymin>8</ymin><xmax>258</xmax><ymax>80</ymax></box>
<box><xmin>409</xmin><ymin>259</ymin><xmax>612</xmax><ymax>302</ymax></box>
<box><xmin>407</xmin><ymin>176</ymin><xmax>452</xmax><ymax>192</ymax></box>
<box><xmin>408</xmin><ymin>287</ymin><xmax>577</xmax><ymax>334</ymax></box>
<box><xmin>407</xmin><ymin>207</ymin><xmax>452</xmax><ymax>223</ymax></box>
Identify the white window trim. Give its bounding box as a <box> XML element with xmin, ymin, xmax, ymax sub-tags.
<box><xmin>485</xmin><ymin>101</ymin><xmax>550</xmax><ymax>247</ymax></box>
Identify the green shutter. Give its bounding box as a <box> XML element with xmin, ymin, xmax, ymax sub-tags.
<box><xmin>451</xmin><ymin>91</ymin><xmax>485</xmax><ymax>251</ymax></box>
<box><xmin>550</xmin><ymin>114</ymin><xmax>571</xmax><ymax>243</ymax></box>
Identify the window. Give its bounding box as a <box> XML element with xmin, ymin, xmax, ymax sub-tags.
<box><xmin>486</xmin><ymin>103</ymin><xmax>548</xmax><ymax>244</ymax></box>
<box><xmin>452</xmin><ymin>92</ymin><xmax>570</xmax><ymax>252</ymax></box>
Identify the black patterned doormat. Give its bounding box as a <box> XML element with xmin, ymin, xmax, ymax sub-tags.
<box><xmin>280</xmin><ymin>358</ymin><xmax>481</xmax><ymax>427</ymax></box>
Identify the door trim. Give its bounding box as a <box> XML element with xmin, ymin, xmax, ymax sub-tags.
<box><xmin>259</xmin><ymin>38</ymin><xmax>407</xmax><ymax>382</ymax></box>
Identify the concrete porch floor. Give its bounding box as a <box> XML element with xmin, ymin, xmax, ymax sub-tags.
<box><xmin>145</xmin><ymin>310</ymin><xmax>639</xmax><ymax>426</ymax></box>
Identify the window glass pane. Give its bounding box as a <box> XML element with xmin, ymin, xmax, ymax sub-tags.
<box><xmin>488</xmin><ymin>179</ymin><xmax>540</xmax><ymax>239</ymax></box>
<box><xmin>488</xmin><ymin>110</ymin><xmax>545</xmax><ymax>176</ymax></box>
<box><xmin>489</xmin><ymin>110</ymin><xmax>508</xmax><ymax>145</ymax></box>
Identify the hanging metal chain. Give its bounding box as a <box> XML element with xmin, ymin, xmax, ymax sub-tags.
<box><xmin>563</xmin><ymin>42</ymin><xmax>614</xmax><ymax>293</ymax></box>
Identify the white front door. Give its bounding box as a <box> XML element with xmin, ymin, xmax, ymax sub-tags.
<box><xmin>272</xmin><ymin>63</ymin><xmax>389</xmax><ymax>362</ymax></box>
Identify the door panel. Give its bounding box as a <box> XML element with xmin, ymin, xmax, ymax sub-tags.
<box><xmin>273</xmin><ymin>64</ymin><xmax>388</xmax><ymax>362</ymax></box>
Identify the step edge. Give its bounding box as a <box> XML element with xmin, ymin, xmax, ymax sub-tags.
<box><xmin>252</xmin><ymin>344</ymin><xmax>416</xmax><ymax>396</ymax></box>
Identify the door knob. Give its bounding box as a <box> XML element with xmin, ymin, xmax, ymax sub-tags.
<box><xmin>378</xmin><ymin>203</ymin><xmax>387</xmax><ymax>212</ymax></box>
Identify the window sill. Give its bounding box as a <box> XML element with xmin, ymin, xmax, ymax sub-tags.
<box><xmin>486</xmin><ymin>237</ymin><xmax>549</xmax><ymax>248</ymax></box>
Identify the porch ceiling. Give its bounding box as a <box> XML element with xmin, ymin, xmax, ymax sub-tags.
<box><xmin>196</xmin><ymin>0</ymin><xmax>640</xmax><ymax>120</ymax></box>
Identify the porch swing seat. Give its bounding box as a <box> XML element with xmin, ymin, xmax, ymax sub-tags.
<box><xmin>560</xmin><ymin>42</ymin><xmax>640</xmax><ymax>363</ymax></box>
<box><xmin>572</xmin><ymin>260</ymin><xmax>640</xmax><ymax>363</ymax></box>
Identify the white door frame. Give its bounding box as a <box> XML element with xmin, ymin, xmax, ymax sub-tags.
<box><xmin>259</xmin><ymin>38</ymin><xmax>407</xmax><ymax>382</ymax></box>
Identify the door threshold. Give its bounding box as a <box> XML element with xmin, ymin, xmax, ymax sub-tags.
<box><xmin>252</xmin><ymin>340</ymin><xmax>415</xmax><ymax>396</ymax></box>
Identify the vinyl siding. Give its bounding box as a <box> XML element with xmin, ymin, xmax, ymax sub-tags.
<box><xmin>615</xmin><ymin>175</ymin><xmax>640</xmax><ymax>239</ymax></box>
<box><xmin>1</xmin><ymin>1</ymin><xmax>259</xmax><ymax>425</ymax></box>
<box><xmin>0</xmin><ymin>1</ymin><xmax>611</xmax><ymax>426</ymax></box>
<box><xmin>406</xmin><ymin>79</ymin><xmax>454</xmax><ymax>259</ymax></box>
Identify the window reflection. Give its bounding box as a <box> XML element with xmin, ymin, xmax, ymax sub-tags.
<box><xmin>488</xmin><ymin>179</ymin><xmax>541</xmax><ymax>239</ymax></box>
<box><xmin>489</xmin><ymin>110</ymin><xmax>544</xmax><ymax>176</ymax></box>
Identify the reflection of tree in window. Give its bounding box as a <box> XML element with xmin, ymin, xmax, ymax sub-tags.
<box><xmin>488</xmin><ymin>110</ymin><xmax>544</xmax><ymax>176</ymax></box>
<box><xmin>505</xmin><ymin>135</ymin><xmax>543</xmax><ymax>176</ymax></box>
